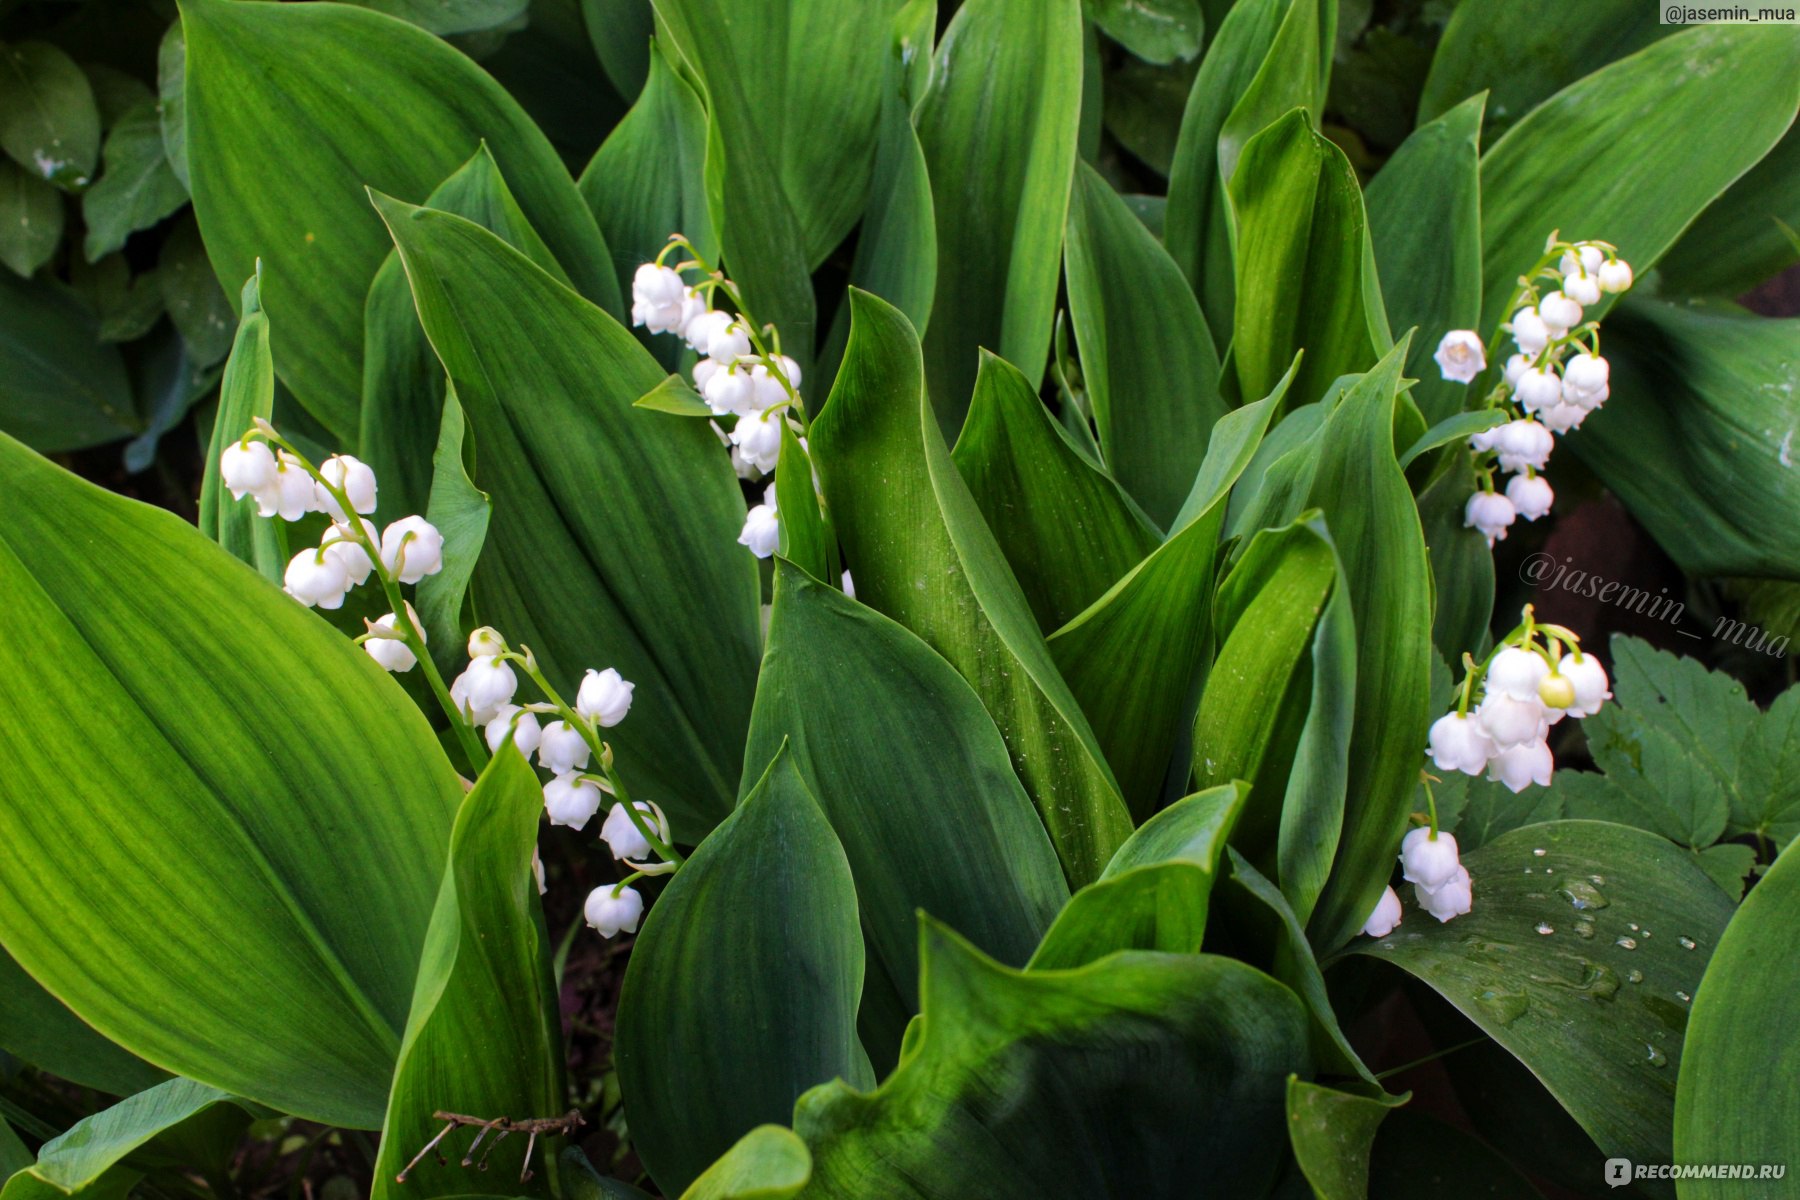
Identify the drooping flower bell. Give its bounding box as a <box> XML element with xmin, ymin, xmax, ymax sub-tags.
<box><xmin>1400</xmin><ymin>827</ymin><xmax>1462</xmax><ymax>892</ymax></box>
<box><xmin>1361</xmin><ymin>885</ymin><xmax>1403</xmax><ymax>938</ymax></box>
<box><xmin>315</xmin><ymin>454</ymin><xmax>378</xmax><ymax>519</ymax></box>
<box><xmin>284</xmin><ymin>547</ymin><xmax>351</xmax><ymax>609</ymax></box>
<box><xmin>543</xmin><ymin>772</ymin><xmax>603</xmax><ymax>829</ymax></box>
<box><xmin>452</xmin><ymin>655</ymin><xmax>518</xmax><ymax>722</ymax></box>
<box><xmin>1505</xmin><ymin>473</ymin><xmax>1555</xmax><ymax>521</ymax></box>
<box><xmin>1416</xmin><ymin>865</ymin><xmax>1473</xmax><ymax>922</ymax></box>
<box><xmin>1464</xmin><ymin>491</ymin><xmax>1517</xmax><ymax>546</ymax></box>
<box><xmin>380</xmin><ymin>516</ymin><xmax>445</xmax><ymax>584</ymax></box>
<box><xmin>1427</xmin><ymin>712</ymin><xmax>1496</xmax><ymax>776</ymax></box>
<box><xmin>363</xmin><ymin>612</ymin><xmax>418</xmax><ymax>672</ymax></box>
<box><xmin>1433</xmin><ymin>330</ymin><xmax>1486</xmax><ymax>383</ymax></box>
<box><xmin>1487</xmin><ymin>739</ymin><xmax>1554</xmax><ymax>793</ymax></box>
<box><xmin>739</xmin><ymin>493</ymin><xmax>780</xmax><ymax>559</ymax></box>
<box><xmin>584</xmin><ymin>884</ymin><xmax>644</xmax><ymax>938</ymax></box>
<box><xmin>485</xmin><ymin>704</ymin><xmax>544</xmax><ymax>756</ymax></box>
<box><xmin>600</xmin><ymin>800</ymin><xmax>661</xmax><ymax>862</ymax></box>
<box><xmin>1561</xmin><ymin>653</ymin><xmax>1612</xmax><ymax>718</ymax></box>
<box><xmin>221</xmin><ymin>438</ymin><xmax>277</xmax><ymax>502</ymax></box>
<box><xmin>537</xmin><ymin>720</ymin><xmax>592</xmax><ymax>775</ymax></box>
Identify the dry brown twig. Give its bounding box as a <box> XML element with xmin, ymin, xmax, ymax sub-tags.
<box><xmin>394</xmin><ymin>1110</ymin><xmax>586</xmax><ymax>1185</ymax></box>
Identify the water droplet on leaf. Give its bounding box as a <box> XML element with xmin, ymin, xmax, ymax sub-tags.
<box><xmin>1557</xmin><ymin>880</ymin><xmax>1609</xmax><ymax>910</ymax></box>
<box><xmin>1616</xmin><ymin>936</ymin><xmax>1637</xmax><ymax>950</ymax></box>
<box><xmin>1646</xmin><ymin>1044</ymin><xmax>1668</xmax><ymax>1068</ymax></box>
<box><xmin>1535</xmin><ymin>922</ymin><xmax>1555</xmax><ymax>936</ymax></box>
<box><xmin>1473</xmin><ymin>986</ymin><xmax>1530</xmax><ymax>1025</ymax></box>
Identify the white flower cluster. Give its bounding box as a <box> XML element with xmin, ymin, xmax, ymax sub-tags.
<box><xmin>1362</xmin><ymin>826</ymin><xmax>1476</xmax><ymax>935</ymax></box>
<box><xmin>1432</xmin><ymin>237</ymin><xmax>1634</xmax><ymax>546</ymax></box>
<box><xmin>1428</xmin><ymin>641</ymin><xmax>1609</xmax><ymax>793</ymax></box>
<box><xmin>630</xmin><ymin>248</ymin><xmax>808</xmax><ymax>559</ymax></box>
<box><xmin>219</xmin><ymin>427</ymin><xmax>445</xmax><ymax>668</ymax></box>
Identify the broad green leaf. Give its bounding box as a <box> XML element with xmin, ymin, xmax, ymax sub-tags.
<box><xmin>1660</xmin><ymin>127</ymin><xmax>1800</xmax><ymax>297</ymax></box>
<box><xmin>1356</xmin><ymin>820</ymin><xmax>1735</xmax><ymax>1171</ymax></box>
<box><xmin>0</xmin><ymin>269</ymin><xmax>135</xmax><ymax>452</ymax></box>
<box><xmin>1675</xmin><ymin>836</ymin><xmax>1800</xmax><ymax>1193</ymax></box>
<box><xmin>0</xmin><ymin>1120</ymin><xmax>25</xmax><ymax>1179</ymax></box>
<box><xmin>197</xmin><ymin>272</ymin><xmax>285</xmax><ymax>583</ymax></box>
<box><xmin>581</xmin><ymin>0</ymin><xmax>654</xmax><ymax>100</ymax></box>
<box><xmin>1101</xmin><ymin>58</ymin><xmax>1194</xmax><ymax>178</ymax></box>
<box><xmin>82</xmin><ymin>66</ymin><xmax>153</xmax><ymax>131</ymax></box>
<box><xmin>157</xmin><ymin>23</ymin><xmax>187</xmax><ymax>189</ymax></box>
<box><xmin>374</xmin><ymin>196</ymin><xmax>760</xmax><ymax>837</ymax></box>
<box><xmin>1086</xmin><ymin>0</ymin><xmax>1203</xmax><ymax>65</ymax></box>
<box><xmin>156</xmin><ymin>215</ymin><xmax>232</xmax><ymax>367</ymax></box>
<box><xmin>794</xmin><ymin>920</ymin><xmax>1313</xmax><ymax>1199</ymax></box>
<box><xmin>1300</xmin><ymin>342</ymin><xmax>1433</xmax><ymax>951</ymax></box>
<box><xmin>1365</xmin><ymin>1110</ymin><xmax>1546</xmax><ymax>1199</ymax></box>
<box><xmin>1365</xmin><ymin>93</ymin><xmax>1483</xmax><ymax>426</ymax></box>
<box><xmin>67</xmin><ymin>254</ymin><xmax>162</xmax><ymax>344</ymax></box>
<box><xmin>363</xmin><ymin>144</ymin><xmax>570</xmax><ymax>520</ymax></box>
<box><xmin>1576</xmin><ymin>298</ymin><xmax>1800</xmax><ymax>580</ymax></box>
<box><xmin>370</xmin><ymin>748</ymin><xmax>563</xmax><ymax>1200</ymax></box>
<box><xmin>1477</xmin><ymin>24</ymin><xmax>1800</xmax><ymax>329</ymax></box>
<box><xmin>772</xmin><ymin>425</ymin><xmax>828</xmax><ymax>583</ymax></box>
<box><xmin>1064</xmin><ymin>160</ymin><xmax>1226</xmax><ymax>526</ymax></box>
<box><xmin>1230</xmin><ymin>108</ymin><xmax>1390</xmax><ymax>413</ymax></box>
<box><xmin>415</xmin><ymin>391</ymin><xmax>491</xmax><ymax>679</ymax></box>
<box><xmin>1165</xmin><ymin>0</ymin><xmax>1325</xmax><ymax>335</ymax></box>
<box><xmin>1417</xmin><ymin>0</ymin><xmax>1668</xmax><ymax>140</ymax></box>
<box><xmin>915</xmin><ymin>0</ymin><xmax>1082</xmax><ymax>428</ymax></box>
<box><xmin>0</xmin><ymin>42</ymin><xmax>100</xmax><ymax>190</ymax></box>
<box><xmin>1285</xmin><ymin>1077</ymin><xmax>1394</xmax><ymax>1200</ymax></box>
<box><xmin>80</xmin><ymin>104</ymin><xmax>186</xmax><ymax>263</ymax></box>
<box><xmin>679</xmin><ymin>1127</ymin><xmax>810</xmax><ymax>1200</ymax></box>
<box><xmin>347</xmin><ymin>0</ymin><xmax>528</xmax><ymax>35</ymax></box>
<box><xmin>811</xmin><ymin>290</ymin><xmax>1131</xmax><ymax>886</ymax></box>
<box><xmin>562</xmin><ymin>1147</ymin><xmax>656</xmax><ymax>1200</ymax></box>
<box><xmin>743</xmin><ymin>561</ymin><xmax>1068</xmax><ymax>1067</ymax></box>
<box><xmin>1444</xmin><ymin>774</ymin><xmax>1564</xmax><ymax>853</ymax></box>
<box><xmin>950</xmin><ymin>350</ymin><xmax>1158</xmax><ymax>633</ymax></box>
<box><xmin>1027</xmin><ymin>784</ymin><xmax>1245</xmax><ymax>971</ymax></box>
<box><xmin>0</xmin><ymin>949</ymin><xmax>166</xmax><ymax>1096</ymax></box>
<box><xmin>182</xmin><ymin>0</ymin><xmax>620</xmax><ymax>441</ymax></box>
<box><xmin>0</xmin><ymin>434</ymin><xmax>463</xmax><ymax>1128</ymax></box>
<box><xmin>620</xmin><ymin>747</ymin><xmax>868</xmax><ymax>1198</ymax></box>
<box><xmin>0</xmin><ymin>1080</ymin><xmax>241</xmax><ymax>1200</ymax></box>
<box><xmin>0</xmin><ymin>160</ymin><xmax>61</xmax><ymax>276</ymax></box>
<box><xmin>578</xmin><ymin>41</ymin><xmax>715</xmax><ymax>364</ymax></box>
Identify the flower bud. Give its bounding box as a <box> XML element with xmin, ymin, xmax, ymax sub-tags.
<box><xmin>1432</xmin><ymin>330</ymin><xmax>1486</xmax><ymax>383</ymax></box>
<box><xmin>485</xmin><ymin>704</ymin><xmax>543</xmax><ymax>756</ymax></box>
<box><xmin>537</xmin><ymin>720</ymin><xmax>592</xmax><ymax>775</ymax></box>
<box><xmin>1510</xmin><ymin>307</ymin><xmax>1550</xmax><ymax>354</ymax></box>
<box><xmin>576</xmin><ymin>667</ymin><xmax>635</xmax><ymax>727</ymax></box>
<box><xmin>363</xmin><ymin>612</ymin><xmax>418</xmax><ymax>672</ymax></box>
<box><xmin>1538</xmin><ymin>670</ymin><xmax>1576</xmax><ymax>709</ymax></box>
<box><xmin>731</xmin><ymin>408</ymin><xmax>784</xmax><ymax>473</ymax></box>
<box><xmin>380</xmin><ymin>516</ymin><xmax>445</xmax><ymax>584</ymax></box>
<box><xmin>1464</xmin><ymin>490</ymin><xmax>1517</xmax><ymax>546</ymax></box>
<box><xmin>1537</xmin><ymin>292</ymin><xmax>1583</xmax><ymax>337</ymax></box>
<box><xmin>543</xmin><ymin>773</ymin><xmax>603</xmax><ymax>830</ymax></box>
<box><xmin>601</xmin><ymin>800</ymin><xmax>663</xmax><ymax>862</ymax></box>
<box><xmin>265</xmin><ymin>452</ymin><xmax>320</xmax><ymax>522</ymax></box>
<box><xmin>284</xmin><ymin>548</ymin><xmax>352</xmax><ymax>609</ymax></box>
<box><xmin>584</xmin><ymin>884</ymin><xmax>644</xmax><ymax>937</ymax></box>
<box><xmin>1562</xmin><ymin>653</ymin><xmax>1612</xmax><ymax>717</ymax></box>
<box><xmin>1562</xmin><ymin>272</ymin><xmax>1601</xmax><ymax>306</ymax></box>
<box><xmin>1362</xmin><ymin>885</ymin><xmax>1403</xmax><ymax>938</ymax></box>
<box><xmin>467</xmin><ymin>627</ymin><xmax>507</xmax><ymax>659</ymax></box>
<box><xmin>1559</xmin><ymin>244</ymin><xmax>1604</xmax><ymax>277</ymax></box>
<box><xmin>1597</xmin><ymin>258</ymin><xmax>1633</xmax><ymax>293</ymax></box>
<box><xmin>1401</xmin><ymin>827</ymin><xmax>1462</xmax><ymax>892</ymax></box>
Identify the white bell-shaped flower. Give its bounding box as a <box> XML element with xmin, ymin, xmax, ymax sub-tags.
<box><xmin>1539</xmin><ymin>401</ymin><xmax>1589</xmax><ymax>435</ymax></box>
<box><xmin>1433</xmin><ymin>330</ymin><xmax>1486</xmax><ymax>383</ymax></box>
<box><xmin>1464</xmin><ymin>490</ymin><xmax>1517</xmax><ymax>545</ymax></box>
<box><xmin>692</xmin><ymin>357</ymin><xmax>721</xmax><ymax>393</ymax></box>
<box><xmin>1487</xmin><ymin>739</ymin><xmax>1554</xmax><ymax>793</ymax></box>
<box><xmin>1514</xmin><ymin>368</ymin><xmax>1563</xmax><ymax>414</ymax></box>
<box><xmin>683</xmin><ymin>309</ymin><xmax>731</xmax><ymax>356</ymax></box>
<box><xmin>1401</xmin><ymin>827</ymin><xmax>1462</xmax><ymax>892</ymax></box>
<box><xmin>363</xmin><ymin>612</ymin><xmax>417</xmax><ymax>672</ymax></box>
<box><xmin>1562</xmin><ymin>653</ymin><xmax>1612</xmax><ymax>718</ymax></box>
<box><xmin>485</xmin><ymin>704</ymin><xmax>543</xmax><ymax>756</ymax></box>
<box><xmin>1563</xmin><ymin>352</ymin><xmax>1609</xmax><ymax>398</ymax></box>
<box><xmin>1362</xmin><ymin>885</ymin><xmax>1403</xmax><ymax>938</ymax></box>
<box><xmin>1506</xmin><ymin>473</ymin><xmax>1555</xmax><ymax>521</ymax></box>
<box><xmin>584</xmin><ymin>884</ymin><xmax>644</xmax><ymax>937</ymax></box>
<box><xmin>1563</xmin><ymin>272</ymin><xmax>1601</xmax><ymax>306</ymax></box>
<box><xmin>1493</xmin><ymin>420</ymin><xmax>1554</xmax><ymax>474</ymax></box>
<box><xmin>284</xmin><ymin>548</ymin><xmax>351</xmax><ymax>609</ymax></box>
<box><xmin>467</xmin><ymin>626</ymin><xmax>506</xmax><ymax>658</ymax></box>
<box><xmin>704</xmin><ymin>364</ymin><xmax>758</xmax><ymax>416</ymax></box>
<box><xmin>711</xmin><ymin>318</ymin><xmax>754</xmax><ymax>363</ymax></box>
<box><xmin>739</xmin><ymin>501</ymin><xmax>780</xmax><ymax>558</ymax></box>
<box><xmin>1538</xmin><ymin>292</ymin><xmax>1583</xmax><ymax>337</ymax></box>
<box><xmin>1488</xmin><ymin>647</ymin><xmax>1551</xmax><ymax>701</ymax></box>
<box><xmin>543</xmin><ymin>773</ymin><xmax>603</xmax><ymax>830</ymax></box>
<box><xmin>577</xmin><ymin>667</ymin><xmax>635</xmax><ymax>727</ymax></box>
<box><xmin>1510</xmin><ymin>307</ymin><xmax>1550</xmax><ymax>354</ymax></box>
<box><xmin>632</xmin><ymin>263</ymin><xmax>685</xmax><ymax>309</ymax></box>
<box><xmin>1560</xmin><ymin>245</ymin><xmax>1604</xmax><ymax>277</ymax></box>
<box><xmin>1476</xmin><ymin>692</ymin><xmax>1549</xmax><ymax>751</ymax></box>
<box><xmin>750</xmin><ymin>363</ymin><xmax>792</xmax><ymax>410</ymax></box>
<box><xmin>457</xmin><ymin>655</ymin><xmax>517</xmax><ymax>715</ymax></box>
<box><xmin>600</xmin><ymin>800</ymin><xmax>662</xmax><ymax>862</ymax></box>
<box><xmin>315</xmin><ymin>454</ymin><xmax>377</xmax><ymax>519</ymax></box>
<box><xmin>380</xmin><ymin>516</ymin><xmax>445</xmax><ymax>584</ymax></box>
<box><xmin>1427</xmin><ymin>711</ymin><xmax>1496</xmax><ymax>776</ymax></box>
<box><xmin>321</xmin><ymin>519</ymin><xmax>377</xmax><ymax>585</ymax></box>
<box><xmin>1502</xmin><ymin>353</ymin><xmax>1533</xmax><ymax>387</ymax></box>
<box><xmin>731</xmin><ymin>408</ymin><xmax>784</xmax><ymax>473</ymax></box>
<box><xmin>840</xmin><ymin>570</ymin><xmax>856</xmax><ymax>599</ymax></box>
<box><xmin>1416</xmin><ymin>865</ymin><xmax>1473</xmax><ymax>922</ymax></box>
<box><xmin>1597</xmin><ymin>258</ymin><xmax>1633</xmax><ymax>293</ymax></box>
<box><xmin>221</xmin><ymin>439</ymin><xmax>277</xmax><ymax>501</ymax></box>
<box><xmin>265</xmin><ymin>452</ymin><xmax>320</xmax><ymax>521</ymax></box>
<box><xmin>537</xmin><ymin>720</ymin><xmax>592</xmax><ymax>774</ymax></box>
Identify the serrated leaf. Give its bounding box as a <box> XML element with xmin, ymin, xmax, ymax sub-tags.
<box><xmin>1450</xmin><ymin>775</ymin><xmax>1565</xmax><ymax>852</ymax></box>
<box><xmin>1737</xmin><ymin>685</ymin><xmax>1800</xmax><ymax>851</ymax></box>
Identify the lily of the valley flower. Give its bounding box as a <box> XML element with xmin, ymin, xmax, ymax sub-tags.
<box><xmin>315</xmin><ymin>454</ymin><xmax>377</xmax><ymax>519</ymax></box>
<box><xmin>1427</xmin><ymin>712</ymin><xmax>1496</xmax><ymax>776</ymax></box>
<box><xmin>537</xmin><ymin>720</ymin><xmax>592</xmax><ymax>775</ymax></box>
<box><xmin>1401</xmin><ymin>827</ymin><xmax>1462</xmax><ymax>892</ymax></box>
<box><xmin>600</xmin><ymin>800</ymin><xmax>662</xmax><ymax>862</ymax></box>
<box><xmin>284</xmin><ymin>547</ymin><xmax>351</xmax><ymax>609</ymax></box>
<box><xmin>1361</xmin><ymin>886</ymin><xmax>1403</xmax><ymax>938</ymax></box>
<box><xmin>585</xmin><ymin>884</ymin><xmax>644</xmax><ymax>938</ymax></box>
<box><xmin>576</xmin><ymin>667</ymin><xmax>635</xmax><ymax>727</ymax></box>
<box><xmin>485</xmin><ymin>704</ymin><xmax>544</xmax><ymax>756</ymax></box>
<box><xmin>543</xmin><ymin>773</ymin><xmax>603</xmax><ymax>829</ymax></box>
<box><xmin>379</xmin><ymin>516</ymin><xmax>445</xmax><ymax>584</ymax></box>
<box><xmin>739</xmin><ymin>489</ymin><xmax>780</xmax><ymax>559</ymax></box>
<box><xmin>1505</xmin><ymin>473</ymin><xmax>1555</xmax><ymax>521</ymax></box>
<box><xmin>363</xmin><ymin>612</ymin><xmax>419</xmax><ymax>672</ymax></box>
<box><xmin>452</xmin><ymin>655</ymin><xmax>518</xmax><ymax>723</ymax></box>
<box><xmin>1464</xmin><ymin>491</ymin><xmax>1517</xmax><ymax>546</ymax></box>
<box><xmin>1417</xmin><ymin>865</ymin><xmax>1473</xmax><ymax>922</ymax></box>
<box><xmin>1433</xmin><ymin>330</ymin><xmax>1486</xmax><ymax>383</ymax></box>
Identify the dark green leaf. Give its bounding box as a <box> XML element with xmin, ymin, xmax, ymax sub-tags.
<box><xmin>80</xmin><ymin>103</ymin><xmax>186</xmax><ymax>263</ymax></box>
<box><xmin>580</xmin><ymin>0</ymin><xmax>654</xmax><ymax>100</ymax></box>
<box><xmin>0</xmin><ymin>269</ymin><xmax>136</xmax><ymax>452</ymax></box>
<box><xmin>620</xmin><ymin>746</ymin><xmax>868</xmax><ymax>1198</ymax></box>
<box><xmin>374</xmin><ymin>195</ymin><xmax>760</xmax><ymax>838</ymax></box>
<box><xmin>157</xmin><ymin>23</ymin><xmax>186</xmax><ymax>189</ymax></box>
<box><xmin>0</xmin><ymin>433</ymin><xmax>463</xmax><ymax>1128</ymax></box>
<box><xmin>0</xmin><ymin>1079</ymin><xmax>241</xmax><ymax>1200</ymax></box>
<box><xmin>1448</xmin><ymin>775</ymin><xmax>1565</xmax><ymax>853</ymax></box>
<box><xmin>0</xmin><ymin>948</ymin><xmax>166</xmax><ymax>1096</ymax></box>
<box><xmin>182</xmin><ymin>0</ymin><xmax>620</xmax><ymax>440</ymax></box>
<box><xmin>1355</xmin><ymin>820</ymin><xmax>1735</xmax><ymax>1171</ymax></box>
<box><xmin>370</xmin><ymin>747</ymin><xmax>563</xmax><ymax>1200</ymax></box>
<box><xmin>1285</xmin><ymin>1077</ymin><xmax>1394</xmax><ymax>1200</ymax></box>
<box><xmin>156</xmin><ymin>214</ymin><xmax>233</xmax><ymax>367</ymax></box>
<box><xmin>630</xmin><ymin>374</ymin><xmax>711</xmax><ymax>416</ymax></box>
<box><xmin>1659</xmin><ymin>126</ymin><xmax>1800</xmax><ymax>296</ymax></box>
<box><xmin>772</xmin><ymin>425</ymin><xmax>828</xmax><ymax>583</ymax></box>
<box><xmin>915</xmin><ymin>0</ymin><xmax>1082</xmax><ymax>428</ymax></box>
<box><xmin>678</xmin><ymin>1127</ymin><xmax>810</xmax><ymax>1200</ymax></box>
<box><xmin>0</xmin><ymin>42</ymin><xmax>100</xmax><ymax>190</ymax></box>
<box><xmin>414</xmin><ymin>390</ymin><xmax>491</xmax><ymax>679</ymax></box>
<box><xmin>0</xmin><ymin>160</ymin><xmax>62</xmax><ymax>276</ymax></box>
<box><xmin>1085</xmin><ymin>0</ymin><xmax>1203</xmax><ymax>65</ymax></box>
<box><xmin>1738</xmin><ymin>685</ymin><xmax>1800</xmax><ymax>852</ymax></box>
<box><xmin>1064</xmin><ymin>160</ymin><xmax>1226</xmax><ymax>526</ymax></box>
<box><xmin>68</xmin><ymin>253</ymin><xmax>162</xmax><ymax>343</ymax></box>
<box><xmin>812</xmin><ymin>290</ymin><xmax>1132</xmax><ymax>886</ymax></box>
<box><xmin>346</xmin><ymin>0</ymin><xmax>528</xmax><ymax>35</ymax></box>
<box><xmin>743</xmin><ymin>561</ymin><xmax>1068</xmax><ymax>1067</ymax></box>
<box><xmin>1100</xmin><ymin>58</ymin><xmax>1195</xmax><ymax>177</ymax></box>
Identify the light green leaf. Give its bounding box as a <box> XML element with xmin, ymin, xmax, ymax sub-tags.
<box><xmin>370</xmin><ymin>747</ymin><xmax>563</xmax><ymax>1200</ymax></box>
<box><xmin>0</xmin><ymin>1079</ymin><xmax>241</xmax><ymax>1200</ymax></box>
<box><xmin>0</xmin><ymin>160</ymin><xmax>62</xmax><ymax>276</ymax></box>
<box><xmin>1477</xmin><ymin>24</ymin><xmax>1800</xmax><ymax>329</ymax></box>
<box><xmin>1027</xmin><ymin>784</ymin><xmax>1245</xmax><ymax>971</ymax></box>
<box><xmin>794</xmin><ymin>920</ymin><xmax>1313</xmax><ymax>1199</ymax></box>
<box><xmin>743</xmin><ymin>561</ymin><xmax>1069</xmax><ymax>1068</ymax></box>
<box><xmin>1365</xmin><ymin>92</ymin><xmax>1484</xmax><ymax>426</ymax></box>
<box><xmin>0</xmin><ymin>433</ymin><xmax>463</xmax><ymax>1128</ymax></box>
<box><xmin>80</xmin><ymin>103</ymin><xmax>186</xmax><ymax>263</ymax></box>
<box><xmin>197</xmin><ymin>271</ymin><xmax>285</xmax><ymax>583</ymax></box>
<box><xmin>1086</xmin><ymin>0</ymin><xmax>1202</xmax><ymax>65</ymax></box>
<box><xmin>630</xmin><ymin>374</ymin><xmax>711</xmax><ymax>416</ymax></box>
<box><xmin>1285</xmin><ymin>1077</ymin><xmax>1395</xmax><ymax>1200</ymax></box>
<box><xmin>0</xmin><ymin>42</ymin><xmax>100</xmax><ymax>190</ymax></box>
<box><xmin>772</xmin><ymin>424</ymin><xmax>828</xmax><ymax>583</ymax></box>
<box><xmin>578</xmin><ymin>41</ymin><xmax>715</xmax><ymax>365</ymax></box>
<box><xmin>1355</xmin><ymin>820</ymin><xmax>1735</xmax><ymax>1171</ymax></box>
<box><xmin>374</xmin><ymin>195</ymin><xmax>760</xmax><ymax>838</ymax></box>
<box><xmin>1660</xmin><ymin>126</ymin><xmax>1800</xmax><ymax>297</ymax></box>
<box><xmin>1576</xmin><ymin>298</ymin><xmax>1800</xmax><ymax>580</ymax></box>
<box><xmin>1230</xmin><ymin>107</ymin><xmax>1390</xmax><ymax>413</ymax></box>
<box><xmin>157</xmin><ymin>23</ymin><xmax>186</xmax><ymax>189</ymax></box>
<box><xmin>1675</xmin><ymin>836</ymin><xmax>1800</xmax><ymax>1193</ymax></box>
<box><xmin>0</xmin><ymin>949</ymin><xmax>166</xmax><ymax>1096</ymax></box>
<box><xmin>182</xmin><ymin>0</ymin><xmax>620</xmax><ymax>441</ymax></box>
<box><xmin>1064</xmin><ymin>160</ymin><xmax>1226</xmax><ymax>526</ymax></box>
<box><xmin>0</xmin><ymin>269</ymin><xmax>136</xmax><ymax>452</ymax></box>
<box><xmin>414</xmin><ymin>390</ymin><xmax>491</xmax><ymax>678</ymax></box>
<box><xmin>950</xmin><ymin>350</ymin><xmax>1159</xmax><ymax>633</ymax></box>
<box><xmin>620</xmin><ymin>746</ymin><xmax>868</xmax><ymax>1198</ymax></box>
<box><xmin>678</xmin><ymin>1126</ymin><xmax>810</xmax><ymax>1200</ymax></box>
<box><xmin>915</xmin><ymin>0</ymin><xmax>1082</xmax><ymax>428</ymax></box>
<box><xmin>812</xmin><ymin>291</ymin><xmax>1131</xmax><ymax>886</ymax></box>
